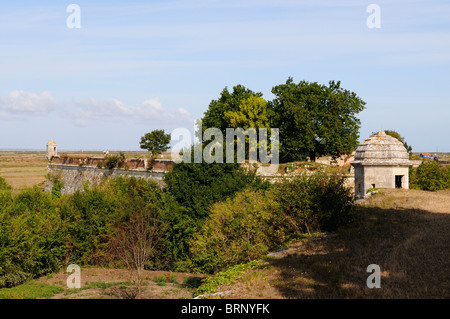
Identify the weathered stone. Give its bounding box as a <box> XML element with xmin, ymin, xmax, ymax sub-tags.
<box><xmin>351</xmin><ymin>131</ymin><xmax>412</xmax><ymax>198</ymax></box>
<box><xmin>46</xmin><ymin>164</ymin><xmax>165</xmax><ymax>195</ymax></box>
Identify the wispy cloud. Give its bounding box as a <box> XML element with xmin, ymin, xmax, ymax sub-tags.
<box><xmin>67</xmin><ymin>97</ymin><xmax>193</xmax><ymax>127</ymax></box>
<box><xmin>0</xmin><ymin>91</ymin><xmax>57</xmax><ymax>118</ymax></box>
<box><xmin>0</xmin><ymin>90</ymin><xmax>193</xmax><ymax>128</ymax></box>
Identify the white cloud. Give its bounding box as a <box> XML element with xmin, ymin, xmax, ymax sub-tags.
<box><xmin>66</xmin><ymin>96</ymin><xmax>194</xmax><ymax>127</ymax></box>
<box><xmin>0</xmin><ymin>91</ymin><xmax>57</xmax><ymax>118</ymax></box>
<box><xmin>0</xmin><ymin>91</ymin><xmax>194</xmax><ymax>128</ymax></box>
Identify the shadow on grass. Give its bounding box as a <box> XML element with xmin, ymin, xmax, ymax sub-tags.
<box><xmin>264</xmin><ymin>205</ymin><xmax>450</xmax><ymax>299</ymax></box>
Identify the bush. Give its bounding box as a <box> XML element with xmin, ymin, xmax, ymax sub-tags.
<box><xmin>104</xmin><ymin>155</ymin><xmax>119</xmax><ymax>169</ymax></box>
<box><xmin>410</xmin><ymin>161</ymin><xmax>450</xmax><ymax>191</ymax></box>
<box><xmin>0</xmin><ymin>177</ymin><xmax>11</xmax><ymax>191</ymax></box>
<box><xmin>270</xmin><ymin>170</ymin><xmax>355</xmax><ymax>233</ymax></box>
<box><xmin>163</xmin><ymin>161</ymin><xmax>269</xmax><ymax>267</ymax></box>
<box><xmin>190</xmin><ymin>170</ymin><xmax>355</xmax><ymax>273</ymax></box>
<box><xmin>0</xmin><ymin>187</ymin><xmax>66</xmax><ymax>288</ymax></box>
<box><xmin>190</xmin><ymin>188</ymin><xmax>283</xmax><ymax>273</ymax></box>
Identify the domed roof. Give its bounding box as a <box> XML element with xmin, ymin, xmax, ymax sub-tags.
<box><xmin>47</xmin><ymin>140</ymin><xmax>57</xmax><ymax>146</ymax></box>
<box><xmin>352</xmin><ymin>131</ymin><xmax>412</xmax><ymax>166</ymax></box>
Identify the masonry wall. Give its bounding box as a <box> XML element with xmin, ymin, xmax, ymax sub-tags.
<box><xmin>46</xmin><ymin>164</ymin><xmax>165</xmax><ymax>195</ymax></box>
<box><xmin>354</xmin><ymin>165</ymin><xmax>409</xmax><ymax>198</ymax></box>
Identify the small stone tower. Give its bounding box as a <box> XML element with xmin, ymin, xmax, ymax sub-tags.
<box><xmin>46</xmin><ymin>140</ymin><xmax>58</xmax><ymax>161</ymax></box>
<box><xmin>351</xmin><ymin>131</ymin><xmax>412</xmax><ymax>198</ymax></box>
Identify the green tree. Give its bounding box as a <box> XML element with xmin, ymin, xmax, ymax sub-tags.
<box><xmin>200</xmin><ymin>86</ymin><xmax>273</xmax><ymax>162</ymax></box>
<box><xmin>140</xmin><ymin>129</ymin><xmax>171</xmax><ymax>156</ymax></box>
<box><xmin>163</xmin><ymin>158</ymin><xmax>269</xmax><ymax>265</ymax></box>
<box><xmin>269</xmin><ymin>78</ymin><xmax>366</xmax><ymax>162</ymax></box>
<box><xmin>200</xmin><ymin>85</ymin><xmax>264</xmax><ymax>135</ymax></box>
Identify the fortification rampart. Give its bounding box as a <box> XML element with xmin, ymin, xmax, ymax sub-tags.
<box><xmin>46</xmin><ymin>156</ymin><xmax>174</xmax><ymax>195</ymax></box>
<box><xmin>46</xmin><ymin>163</ymin><xmax>167</xmax><ymax>195</ymax></box>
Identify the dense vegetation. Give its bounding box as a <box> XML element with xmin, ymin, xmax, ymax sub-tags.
<box><xmin>0</xmin><ymin>163</ymin><xmax>355</xmax><ymax>288</ymax></box>
<box><xmin>409</xmin><ymin>160</ymin><xmax>450</xmax><ymax>191</ymax></box>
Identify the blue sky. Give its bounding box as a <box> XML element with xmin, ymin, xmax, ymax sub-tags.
<box><xmin>0</xmin><ymin>0</ymin><xmax>449</xmax><ymax>152</ymax></box>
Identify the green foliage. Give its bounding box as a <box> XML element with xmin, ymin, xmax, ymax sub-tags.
<box><xmin>0</xmin><ymin>177</ymin><xmax>11</xmax><ymax>191</ymax></box>
<box><xmin>104</xmin><ymin>153</ymin><xmax>126</xmax><ymax>169</ymax></box>
<box><xmin>190</xmin><ymin>170</ymin><xmax>354</xmax><ymax>273</ymax></box>
<box><xmin>195</xmin><ymin>260</ymin><xmax>265</xmax><ymax>296</ymax></box>
<box><xmin>200</xmin><ymin>85</ymin><xmax>264</xmax><ymax>137</ymax></box>
<box><xmin>164</xmin><ymin>160</ymin><xmax>269</xmax><ymax>266</ymax></box>
<box><xmin>139</xmin><ymin>129</ymin><xmax>171</xmax><ymax>156</ymax></box>
<box><xmin>410</xmin><ymin>160</ymin><xmax>450</xmax><ymax>191</ymax></box>
<box><xmin>0</xmin><ymin>175</ymin><xmax>185</xmax><ymax>289</ymax></box>
<box><xmin>153</xmin><ymin>274</ymin><xmax>177</xmax><ymax>286</ymax></box>
<box><xmin>0</xmin><ymin>187</ymin><xmax>66</xmax><ymax>288</ymax></box>
<box><xmin>271</xmin><ymin>170</ymin><xmax>355</xmax><ymax>233</ymax></box>
<box><xmin>190</xmin><ymin>189</ymin><xmax>283</xmax><ymax>273</ymax></box>
<box><xmin>0</xmin><ymin>177</ymin><xmax>12</xmax><ymax>211</ymax></box>
<box><xmin>269</xmin><ymin>78</ymin><xmax>366</xmax><ymax>162</ymax></box>
<box><xmin>0</xmin><ymin>282</ymin><xmax>63</xmax><ymax>299</ymax></box>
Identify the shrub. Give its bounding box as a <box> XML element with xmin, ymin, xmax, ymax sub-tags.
<box><xmin>0</xmin><ymin>177</ymin><xmax>11</xmax><ymax>191</ymax></box>
<box><xmin>163</xmin><ymin>161</ymin><xmax>269</xmax><ymax>267</ymax></box>
<box><xmin>0</xmin><ymin>187</ymin><xmax>66</xmax><ymax>288</ymax></box>
<box><xmin>270</xmin><ymin>170</ymin><xmax>355</xmax><ymax>233</ymax></box>
<box><xmin>410</xmin><ymin>160</ymin><xmax>450</xmax><ymax>191</ymax></box>
<box><xmin>189</xmin><ymin>189</ymin><xmax>283</xmax><ymax>273</ymax></box>
<box><xmin>189</xmin><ymin>170</ymin><xmax>354</xmax><ymax>273</ymax></box>
<box><xmin>104</xmin><ymin>155</ymin><xmax>120</xmax><ymax>169</ymax></box>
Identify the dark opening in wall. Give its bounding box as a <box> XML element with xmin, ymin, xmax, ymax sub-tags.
<box><xmin>395</xmin><ymin>175</ymin><xmax>403</xmax><ymax>188</ymax></box>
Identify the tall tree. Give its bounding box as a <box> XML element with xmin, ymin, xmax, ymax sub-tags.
<box><xmin>269</xmin><ymin>78</ymin><xmax>366</xmax><ymax>162</ymax></box>
<box><xmin>139</xmin><ymin>129</ymin><xmax>171</xmax><ymax>156</ymax></box>
<box><xmin>200</xmin><ymin>85</ymin><xmax>264</xmax><ymax>135</ymax></box>
<box><xmin>200</xmin><ymin>85</ymin><xmax>272</xmax><ymax>162</ymax></box>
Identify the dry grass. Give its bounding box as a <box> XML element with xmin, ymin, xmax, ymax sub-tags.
<box><xmin>0</xmin><ymin>152</ymin><xmax>48</xmax><ymax>191</ymax></box>
<box><xmin>33</xmin><ymin>267</ymin><xmax>206</xmax><ymax>299</ymax></box>
<box><xmin>218</xmin><ymin>188</ymin><xmax>450</xmax><ymax>299</ymax></box>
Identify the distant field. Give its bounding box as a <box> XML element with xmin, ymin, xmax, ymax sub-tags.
<box><xmin>0</xmin><ymin>152</ymin><xmax>48</xmax><ymax>190</ymax></box>
<box><xmin>0</xmin><ymin>151</ymin><xmax>171</xmax><ymax>191</ymax></box>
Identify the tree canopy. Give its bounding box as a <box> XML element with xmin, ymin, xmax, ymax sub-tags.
<box><xmin>200</xmin><ymin>78</ymin><xmax>365</xmax><ymax>163</ymax></box>
<box><xmin>269</xmin><ymin>78</ymin><xmax>366</xmax><ymax>162</ymax></box>
<box><xmin>200</xmin><ymin>85</ymin><xmax>266</xmax><ymax>135</ymax></box>
<box><xmin>139</xmin><ymin>129</ymin><xmax>171</xmax><ymax>156</ymax></box>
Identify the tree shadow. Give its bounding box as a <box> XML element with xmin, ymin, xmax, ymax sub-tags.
<box><xmin>264</xmin><ymin>205</ymin><xmax>450</xmax><ymax>299</ymax></box>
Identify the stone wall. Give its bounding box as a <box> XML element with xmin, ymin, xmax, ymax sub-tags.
<box><xmin>46</xmin><ymin>164</ymin><xmax>166</xmax><ymax>195</ymax></box>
